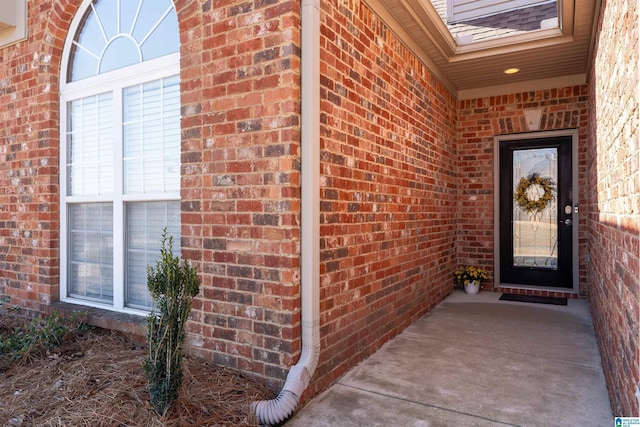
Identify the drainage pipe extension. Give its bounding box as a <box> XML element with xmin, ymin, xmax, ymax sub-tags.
<box><xmin>251</xmin><ymin>0</ymin><xmax>321</xmax><ymax>424</ymax></box>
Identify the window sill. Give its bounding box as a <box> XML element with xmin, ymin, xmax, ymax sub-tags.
<box><xmin>46</xmin><ymin>301</ymin><xmax>147</xmax><ymax>345</ymax></box>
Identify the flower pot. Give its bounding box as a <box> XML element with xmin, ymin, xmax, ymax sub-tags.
<box><xmin>464</xmin><ymin>280</ymin><xmax>480</xmax><ymax>295</ymax></box>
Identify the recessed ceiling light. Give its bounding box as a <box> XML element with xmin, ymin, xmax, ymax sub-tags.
<box><xmin>504</xmin><ymin>68</ymin><xmax>520</xmax><ymax>75</ymax></box>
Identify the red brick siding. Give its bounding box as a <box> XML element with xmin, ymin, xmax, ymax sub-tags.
<box><xmin>0</xmin><ymin>1</ymin><xmax>80</xmax><ymax>312</ymax></box>
<box><xmin>0</xmin><ymin>0</ymin><xmax>303</xmax><ymax>390</ymax></box>
<box><xmin>457</xmin><ymin>87</ymin><xmax>590</xmax><ymax>296</ymax></box>
<box><xmin>178</xmin><ymin>0</ymin><xmax>302</xmax><ymax>390</ymax></box>
<box><xmin>314</xmin><ymin>0</ymin><xmax>457</xmax><ymax>395</ymax></box>
<box><xmin>1</xmin><ymin>0</ymin><xmax>637</xmax><ymax>411</ymax></box>
<box><xmin>587</xmin><ymin>0</ymin><xmax>639</xmax><ymax>416</ymax></box>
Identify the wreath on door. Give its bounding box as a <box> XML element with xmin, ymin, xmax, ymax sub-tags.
<box><xmin>514</xmin><ymin>173</ymin><xmax>555</xmax><ymax>214</ymax></box>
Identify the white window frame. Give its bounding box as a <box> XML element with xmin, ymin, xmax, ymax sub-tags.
<box><xmin>59</xmin><ymin>0</ymin><xmax>180</xmax><ymax>315</ymax></box>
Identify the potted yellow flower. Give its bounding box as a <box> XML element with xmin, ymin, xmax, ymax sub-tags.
<box><xmin>453</xmin><ymin>265</ymin><xmax>488</xmax><ymax>294</ymax></box>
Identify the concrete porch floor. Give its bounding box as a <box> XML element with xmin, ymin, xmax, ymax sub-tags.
<box><xmin>286</xmin><ymin>290</ymin><xmax>613</xmax><ymax>426</ymax></box>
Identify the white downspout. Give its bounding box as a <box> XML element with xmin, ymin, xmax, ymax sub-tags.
<box><xmin>251</xmin><ymin>0</ymin><xmax>321</xmax><ymax>424</ymax></box>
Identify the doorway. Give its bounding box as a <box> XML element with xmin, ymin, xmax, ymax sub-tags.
<box><xmin>495</xmin><ymin>131</ymin><xmax>578</xmax><ymax>290</ymax></box>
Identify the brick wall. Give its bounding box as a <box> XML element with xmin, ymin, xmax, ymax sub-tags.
<box><xmin>177</xmin><ymin>0</ymin><xmax>302</xmax><ymax>390</ymax></box>
<box><xmin>0</xmin><ymin>1</ymin><xmax>73</xmax><ymax>312</ymax></box>
<box><xmin>0</xmin><ymin>0</ymin><xmax>459</xmax><ymax>398</ymax></box>
<box><xmin>313</xmin><ymin>0</ymin><xmax>458</xmax><ymax>395</ymax></box>
<box><xmin>0</xmin><ymin>0</ymin><xmax>458</xmax><ymax>399</ymax></box>
<box><xmin>0</xmin><ymin>0</ymin><xmax>303</xmax><ymax>390</ymax></box>
<box><xmin>2</xmin><ymin>0</ymin><xmax>636</xmax><ymax>410</ymax></box>
<box><xmin>587</xmin><ymin>0</ymin><xmax>639</xmax><ymax>416</ymax></box>
<box><xmin>457</xmin><ymin>87</ymin><xmax>590</xmax><ymax>297</ymax></box>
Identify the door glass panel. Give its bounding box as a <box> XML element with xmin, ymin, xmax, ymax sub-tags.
<box><xmin>512</xmin><ymin>148</ymin><xmax>558</xmax><ymax>269</ymax></box>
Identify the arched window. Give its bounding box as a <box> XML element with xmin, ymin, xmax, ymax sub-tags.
<box><xmin>60</xmin><ymin>0</ymin><xmax>180</xmax><ymax>313</ymax></box>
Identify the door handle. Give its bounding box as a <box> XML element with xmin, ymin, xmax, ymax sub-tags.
<box><xmin>561</xmin><ymin>218</ymin><xmax>573</xmax><ymax>226</ymax></box>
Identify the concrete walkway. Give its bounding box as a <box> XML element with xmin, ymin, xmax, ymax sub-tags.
<box><xmin>286</xmin><ymin>290</ymin><xmax>613</xmax><ymax>426</ymax></box>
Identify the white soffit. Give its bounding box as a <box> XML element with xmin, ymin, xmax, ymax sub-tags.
<box><xmin>457</xmin><ymin>73</ymin><xmax>587</xmax><ymax>100</ymax></box>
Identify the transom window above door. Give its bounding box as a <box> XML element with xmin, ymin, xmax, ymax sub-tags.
<box><xmin>60</xmin><ymin>0</ymin><xmax>181</xmax><ymax>314</ymax></box>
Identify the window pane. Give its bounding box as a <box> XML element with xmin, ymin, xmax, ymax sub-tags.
<box><xmin>69</xmin><ymin>45</ymin><xmax>99</xmax><ymax>82</ymax></box>
<box><xmin>68</xmin><ymin>203</ymin><xmax>113</xmax><ymax>303</ymax></box>
<box><xmin>68</xmin><ymin>0</ymin><xmax>179</xmax><ymax>82</ymax></box>
<box><xmin>512</xmin><ymin>148</ymin><xmax>558</xmax><ymax>269</ymax></box>
<box><xmin>75</xmin><ymin>8</ymin><xmax>104</xmax><ymax>55</ymax></box>
<box><xmin>67</xmin><ymin>93</ymin><xmax>114</xmax><ymax>196</ymax></box>
<box><xmin>132</xmin><ymin>0</ymin><xmax>176</xmax><ymax>45</ymax></box>
<box><xmin>125</xmin><ymin>201</ymin><xmax>180</xmax><ymax>309</ymax></box>
<box><xmin>124</xmin><ymin>86</ymin><xmax>143</xmax><ymax>122</ymax></box>
<box><xmin>100</xmin><ymin>36</ymin><xmax>141</xmax><ymax>74</ymax></box>
<box><xmin>120</xmin><ymin>0</ymin><xmax>140</xmax><ymax>34</ymax></box>
<box><xmin>63</xmin><ymin>0</ymin><xmax>181</xmax><ymax>313</ymax></box>
<box><xmin>93</xmin><ymin>0</ymin><xmax>118</xmax><ymax>40</ymax></box>
<box><xmin>141</xmin><ymin>8</ymin><xmax>180</xmax><ymax>62</ymax></box>
<box><xmin>123</xmin><ymin>76</ymin><xmax>181</xmax><ymax>194</ymax></box>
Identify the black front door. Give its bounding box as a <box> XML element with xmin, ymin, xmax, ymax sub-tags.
<box><xmin>499</xmin><ymin>136</ymin><xmax>573</xmax><ymax>288</ymax></box>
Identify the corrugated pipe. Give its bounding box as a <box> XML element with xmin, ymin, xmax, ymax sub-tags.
<box><xmin>251</xmin><ymin>0</ymin><xmax>321</xmax><ymax>424</ymax></box>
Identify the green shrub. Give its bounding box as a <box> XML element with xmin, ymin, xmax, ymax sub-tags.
<box><xmin>143</xmin><ymin>230</ymin><xmax>200</xmax><ymax>416</ymax></box>
<box><xmin>0</xmin><ymin>295</ymin><xmax>19</xmax><ymax>321</ymax></box>
<box><xmin>0</xmin><ymin>307</ymin><xmax>85</xmax><ymax>370</ymax></box>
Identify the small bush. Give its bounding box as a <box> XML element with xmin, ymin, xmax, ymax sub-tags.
<box><xmin>0</xmin><ymin>296</ymin><xmax>19</xmax><ymax>328</ymax></box>
<box><xmin>143</xmin><ymin>230</ymin><xmax>200</xmax><ymax>416</ymax></box>
<box><xmin>0</xmin><ymin>305</ymin><xmax>86</xmax><ymax>371</ymax></box>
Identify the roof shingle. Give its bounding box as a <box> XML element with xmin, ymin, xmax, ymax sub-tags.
<box><xmin>430</xmin><ymin>0</ymin><xmax>558</xmax><ymax>44</ymax></box>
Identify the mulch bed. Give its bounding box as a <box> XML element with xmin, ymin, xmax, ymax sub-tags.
<box><xmin>0</xmin><ymin>313</ymin><xmax>275</xmax><ymax>426</ymax></box>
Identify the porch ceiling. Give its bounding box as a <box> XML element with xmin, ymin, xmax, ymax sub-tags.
<box><xmin>366</xmin><ymin>0</ymin><xmax>600</xmax><ymax>99</ymax></box>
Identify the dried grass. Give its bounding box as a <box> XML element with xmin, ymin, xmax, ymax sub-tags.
<box><xmin>0</xmin><ymin>316</ymin><xmax>274</xmax><ymax>426</ymax></box>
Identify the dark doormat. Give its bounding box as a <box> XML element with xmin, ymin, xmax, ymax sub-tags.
<box><xmin>499</xmin><ymin>293</ymin><xmax>567</xmax><ymax>306</ymax></box>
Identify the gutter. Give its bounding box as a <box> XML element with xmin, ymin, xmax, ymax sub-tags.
<box><xmin>251</xmin><ymin>0</ymin><xmax>321</xmax><ymax>424</ymax></box>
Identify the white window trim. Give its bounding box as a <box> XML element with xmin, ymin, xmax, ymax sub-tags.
<box><xmin>59</xmin><ymin>0</ymin><xmax>180</xmax><ymax>316</ymax></box>
<box><xmin>59</xmin><ymin>67</ymin><xmax>180</xmax><ymax>315</ymax></box>
<box><xmin>61</xmin><ymin>53</ymin><xmax>180</xmax><ymax>100</ymax></box>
